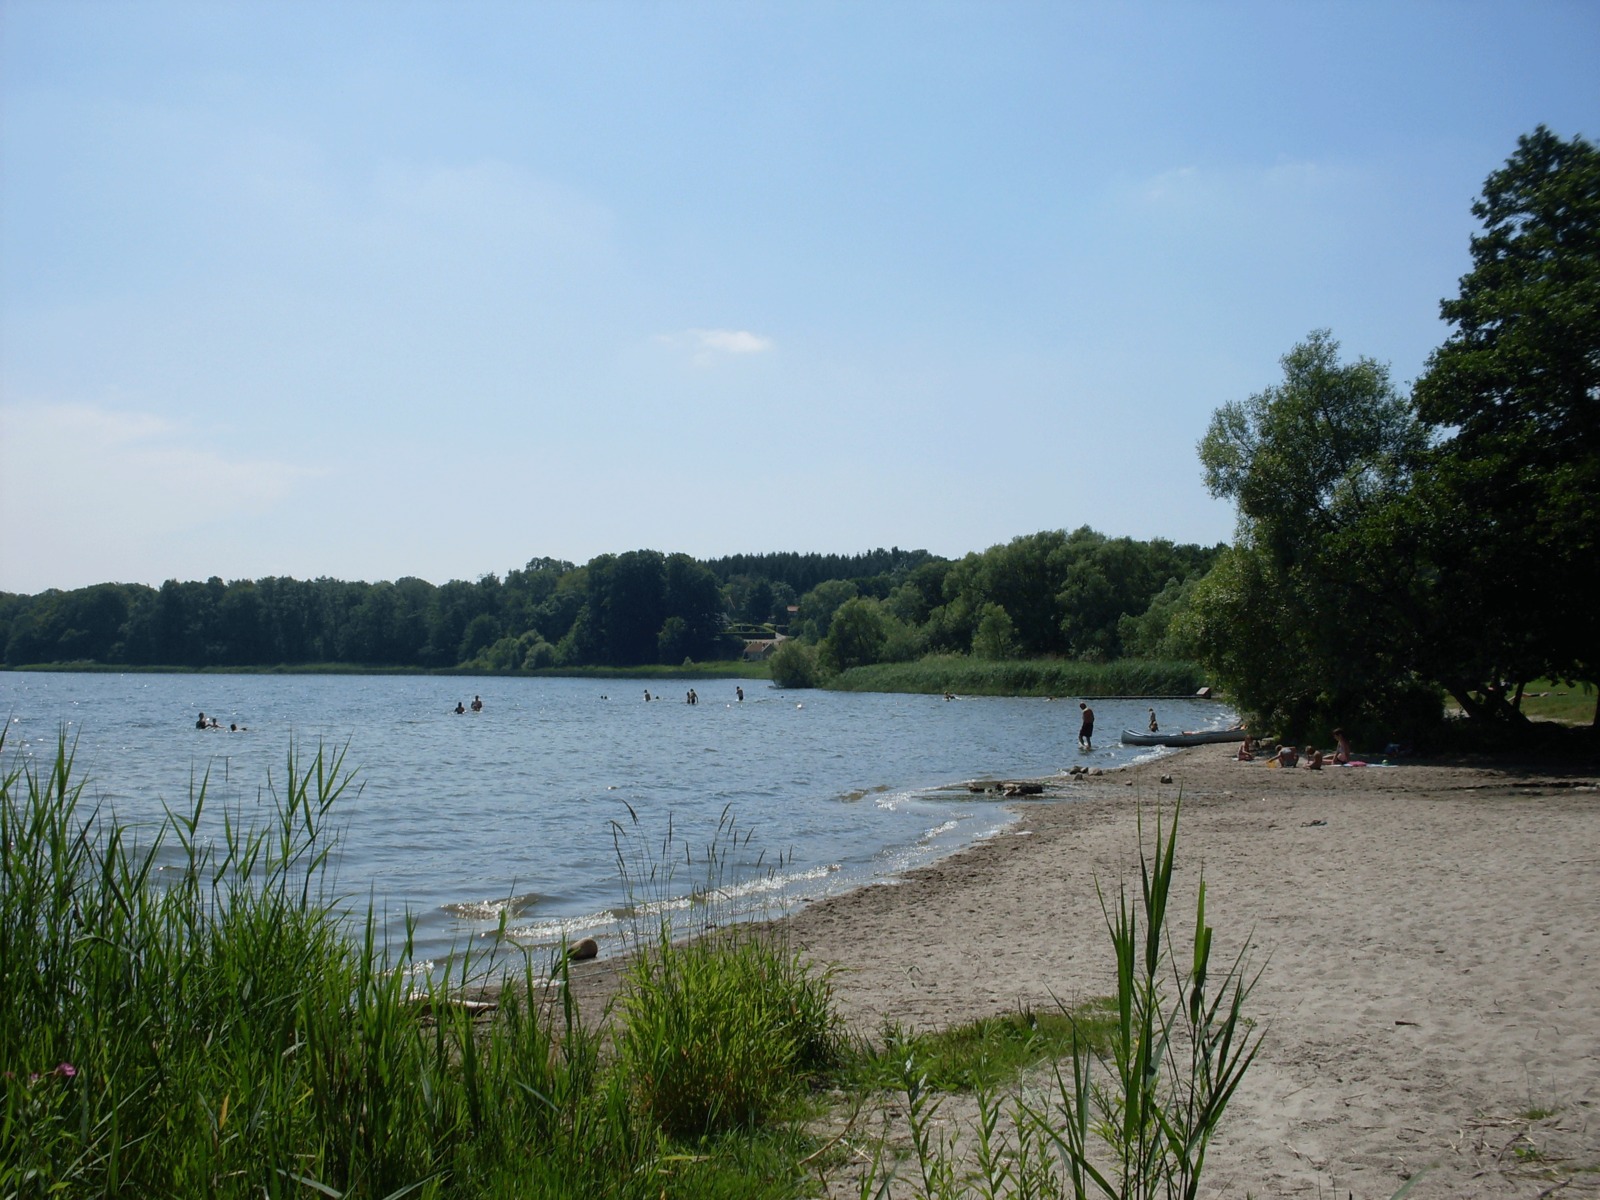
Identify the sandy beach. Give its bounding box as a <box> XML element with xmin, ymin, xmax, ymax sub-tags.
<box><xmin>570</xmin><ymin>744</ymin><xmax>1599</xmax><ymax>1198</ymax></box>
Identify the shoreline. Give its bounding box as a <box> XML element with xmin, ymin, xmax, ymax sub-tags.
<box><xmin>569</xmin><ymin>743</ymin><xmax>1600</xmax><ymax>1198</ymax></box>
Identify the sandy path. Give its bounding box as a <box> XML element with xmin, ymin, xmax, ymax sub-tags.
<box><xmin>568</xmin><ymin>746</ymin><xmax>1599</xmax><ymax>1198</ymax></box>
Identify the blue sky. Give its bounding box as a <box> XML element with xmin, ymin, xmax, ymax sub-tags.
<box><xmin>2</xmin><ymin>1</ymin><xmax>1596</xmax><ymax>594</ymax></box>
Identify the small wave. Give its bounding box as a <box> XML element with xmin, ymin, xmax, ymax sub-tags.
<box><xmin>502</xmin><ymin>909</ymin><xmax>614</xmax><ymax>947</ymax></box>
<box><xmin>440</xmin><ymin>891</ymin><xmax>544</xmax><ymax>920</ymax></box>
<box><xmin>709</xmin><ymin>862</ymin><xmax>839</xmax><ymax>903</ymax></box>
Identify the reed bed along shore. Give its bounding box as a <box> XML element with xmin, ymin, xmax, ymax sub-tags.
<box><xmin>3</xmin><ymin>732</ymin><xmax>1272</xmax><ymax>1200</ymax></box>
<box><xmin>827</xmin><ymin>656</ymin><xmax>1206</xmax><ymax>698</ymax></box>
<box><xmin>0</xmin><ymin>735</ymin><xmax>856</xmax><ymax>1198</ymax></box>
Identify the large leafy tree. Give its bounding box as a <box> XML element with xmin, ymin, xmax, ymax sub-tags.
<box><xmin>661</xmin><ymin>553</ymin><xmax>727</xmax><ymax>662</ymax></box>
<box><xmin>1412</xmin><ymin>126</ymin><xmax>1600</xmax><ymax>723</ymax></box>
<box><xmin>586</xmin><ymin>551</ymin><xmax>669</xmax><ymax>666</ymax></box>
<box><xmin>1189</xmin><ymin>331</ymin><xmax>1432</xmax><ymax>735</ymax></box>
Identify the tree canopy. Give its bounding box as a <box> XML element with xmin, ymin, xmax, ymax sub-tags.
<box><xmin>1412</xmin><ymin>125</ymin><xmax>1600</xmax><ymax>719</ymax></box>
<box><xmin>1189</xmin><ymin>332</ymin><xmax>1431</xmax><ymax>735</ymax></box>
<box><xmin>1189</xmin><ymin>128</ymin><xmax>1599</xmax><ymax>737</ymax></box>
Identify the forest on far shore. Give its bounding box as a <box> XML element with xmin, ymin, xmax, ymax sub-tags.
<box><xmin>0</xmin><ymin>530</ymin><xmax>1218</xmax><ymax>680</ymax></box>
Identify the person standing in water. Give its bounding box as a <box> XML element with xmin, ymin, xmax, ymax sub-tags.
<box><xmin>1078</xmin><ymin>701</ymin><xmax>1095</xmax><ymax>750</ymax></box>
<box><xmin>1148</xmin><ymin>707</ymin><xmax>1159</xmax><ymax>732</ymax></box>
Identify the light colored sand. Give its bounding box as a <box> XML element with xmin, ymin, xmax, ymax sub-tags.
<box><xmin>564</xmin><ymin>746</ymin><xmax>1599</xmax><ymax>1197</ymax></box>
<box><xmin>782</xmin><ymin>748</ymin><xmax>1600</xmax><ymax>1198</ymax></box>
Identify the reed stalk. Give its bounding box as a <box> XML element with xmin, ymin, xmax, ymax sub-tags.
<box><xmin>864</xmin><ymin>800</ymin><xmax>1262</xmax><ymax>1199</ymax></box>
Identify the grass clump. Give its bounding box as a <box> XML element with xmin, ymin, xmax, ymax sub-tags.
<box><xmin>615</xmin><ymin>927</ymin><xmax>845</xmax><ymax>1139</ymax></box>
<box><xmin>608</xmin><ymin>804</ymin><xmax>847</xmax><ymax>1142</ymax></box>
<box><xmin>859</xmin><ymin>801</ymin><xmax>1263</xmax><ymax>1199</ymax></box>
<box><xmin>853</xmin><ymin>1004</ymin><xmax>1119</xmax><ymax>1096</ymax></box>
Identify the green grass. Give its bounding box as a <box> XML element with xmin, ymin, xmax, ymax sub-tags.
<box><xmin>1518</xmin><ymin>681</ymin><xmax>1598</xmax><ymax>725</ymax></box>
<box><xmin>0</xmin><ymin>733</ymin><xmax>831</xmax><ymax>1198</ymax></box>
<box><xmin>3</xmin><ymin>735</ymin><xmax>1260</xmax><ymax>1200</ymax></box>
<box><xmin>615</xmin><ymin>928</ymin><xmax>846</xmax><ymax>1140</ymax></box>
<box><xmin>850</xmin><ymin>1003</ymin><xmax>1120</xmax><ymax>1095</ymax></box>
<box><xmin>851</xmin><ymin>801</ymin><xmax>1263</xmax><ymax>1200</ymax></box>
<box><xmin>827</xmin><ymin>655</ymin><xmax>1208</xmax><ymax>697</ymax></box>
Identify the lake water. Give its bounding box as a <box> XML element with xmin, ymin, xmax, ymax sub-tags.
<box><xmin>1</xmin><ymin>672</ymin><xmax>1233</xmax><ymax>968</ymax></box>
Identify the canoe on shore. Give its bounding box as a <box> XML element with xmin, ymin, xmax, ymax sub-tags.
<box><xmin>1119</xmin><ymin>727</ymin><xmax>1248</xmax><ymax>747</ymax></box>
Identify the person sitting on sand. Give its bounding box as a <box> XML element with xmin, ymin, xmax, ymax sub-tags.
<box><xmin>1304</xmin><ymin>746</ymin><xmax>1324</xmax><ymax>770</ymax></box>
<box><xmin>1274</xmin><ymin>744</ymin><xmax>1299</xmax><ymax>768</ymax></box>
<box><xmin>1236</xmin><ymin>742</ymin><xmax>1255</xmax><ymax>761</ymax></box>
<box><xmin>1332</xmin><ymin>727</ymin><xmax>1354</xmax><ymax>764</ymax></box>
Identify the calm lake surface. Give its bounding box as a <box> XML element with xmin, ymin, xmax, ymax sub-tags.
<box><xmin>1</xmin><ymin>672</ymin><xmax>1234</xmax><ymax>967</ymax></box>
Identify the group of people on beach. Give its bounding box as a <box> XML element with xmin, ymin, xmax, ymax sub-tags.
<box><xmin>1237</xmin><ymin>727</ymin><xmax>1358</xmax><ymax>769</ymax></box>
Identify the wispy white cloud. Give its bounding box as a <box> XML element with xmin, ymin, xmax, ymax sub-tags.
<box><xmin>653</xmin><ymin>328</ymin><xmax>776</xmax><ymax>367</ymax></box>
<box><xmin>1123</xmin><ymin>158</ymin><xmax>1352</xmax><ymax>214</ymax></box>
<box><xmin>0</xmin><ymin>402</ymin><xmax>315</xmax><ymax>509</ymax></box>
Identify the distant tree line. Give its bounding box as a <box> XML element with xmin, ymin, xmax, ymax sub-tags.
<box><xmin>765</xmin><ymin>529</ymin><xmax>1218</xmax><ymax>687</ymax></box>
<box><xmin>0</xmin><ymin>535</ymin><xmax>1220</xmax><ymax>674</ymax></box>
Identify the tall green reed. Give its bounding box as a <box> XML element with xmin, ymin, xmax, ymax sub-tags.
<box><xmin>0</xmin><ymin>731</ymin><xmax>621</xmax><ymax>1198</ymax></box>
<box><xmin>3</xmin><ymin>728</ymin><xmax>862</xmax><ymax>1198</ymax></box>
<box><xmin>865</xmin><ymin>800</ymin><xmax>1261</xmax><ymax>1199</ymax></box>
<box><xmin>1031</xmin><ymin>802</ymin><xmax>1262</xmax><ymax>1200</ymax></box>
